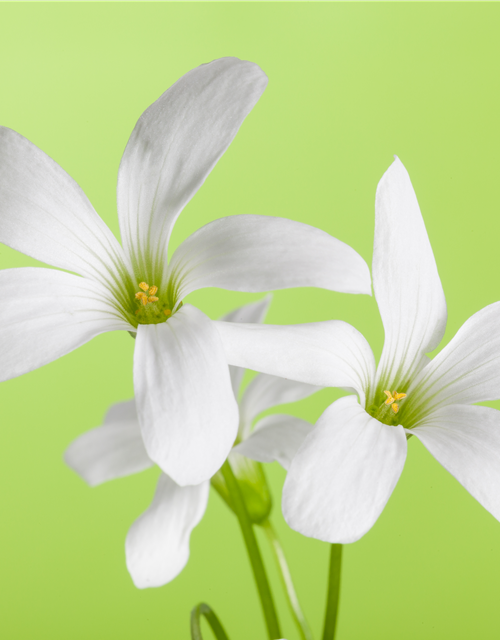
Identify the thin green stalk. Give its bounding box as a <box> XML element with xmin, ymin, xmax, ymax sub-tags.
<box><xmin>262</xmin><ymin>519</ymin><xmax>313</xmax><ymax>640</ymax></box>
<box><xmin>190</xmin><ymin>603</ymin><xmax>230</xmax><ymax>640</ymax></box>
<box><xmin>220</xmin><ymin>460</ymin><xmax>281</xmax><ymax>640</ymax></box>
<box><xmin>322</xmin><ymin>544</ymin><xmax>342</xmax><ymax>640</ymax></box>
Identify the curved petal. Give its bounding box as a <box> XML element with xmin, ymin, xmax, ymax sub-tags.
<box><xmin>283</xmin><ymin>396</ymin><xmax>407</xmax><ymax>543</ymax></box>
<box><xmin>0</xmin><ymin>267</ymin><xmax>130</xmax><ymax>382</ymax></box>
<box><xmin>239</xmin><ymin>373</ymin><xmax>320</xmax><ymax>438</ymax></box>
<box><xmin>0</xmin><ymin>127</ymin><xmax>132</xmax><ymax>293</ymax></box>
<box><xmin>126</xmin><ymin>474</ymin><xmax>209</xmax><ymax>588</ymax></box>
<box><xmin>410</xmin><ymin>405</ymin><xmax>500</xmax><ymax>521</ymax></box>
<box><xmin>220</xmin><ymin>296</ymin><xmax>272</xmax><ymax>399</ymax></box>
<box><xmin>234</xmin><ymin>414</ymin><xmax>314</xmax><ymax>471</ymax></box>
<box><xmin>64</xmin><ymin>399</ymin><xmax>153</xmax><ymax>487</ymax></box>
<box><xmin>373</xmin><ymin>157</ymin><xmax>447</xmax><ymax>392</ymax></box>
<box><xmin>220</xmin><ymin>296</ymin><xmax>272</xmax><ymax>325</ymax></box>
<box><xmin>169</xmin><ymin>214</ymin><xmax>371</xmax><ymax>300</ymax></box>
<box><xmin>215</xmin><ymin>320</ymin><xmax>376</xmax><ymax>406</ymax></box>
<box><xmin>133</xmin><ymin>305</ymin><xmax>238</xmax><ymax>486</ymax></box>
<box><xmin>407</xmin><ymin>302</ymin><xmax>500</xmax><ymax>421</ymax></box>
<box><xmin>117</xmin><ymin>57</ymin><xmax>267</xmax><ymax>280</ymax></box>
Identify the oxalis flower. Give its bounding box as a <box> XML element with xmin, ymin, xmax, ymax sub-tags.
<box><xmin>216</xmin><ymin>157</ymin><xmax>500</xmax><ymax>543</ymax></box>
<box><xmin>65</xmin><ymin>298</ymin><xmax>319</xmax><ymax>588</ymax></box>
<box><xmin>0</xmin><ymin>57</ymin><xmax>370</xmax><ymax>487</ymax></box>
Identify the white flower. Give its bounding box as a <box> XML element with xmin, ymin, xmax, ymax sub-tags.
<box><xmin>216</xmin><ymin>157</ymin><xmax>500</xmax><ymax>543</ymax></box>
<box><xmin>0</xmin><ymin>57</ymin><xmax>370</xmax><ymax>487</ymax></box>
<box><xmin>65</xmin><ymin>298</ymin><xmax>319</xmax><ymax>588</ymax></box>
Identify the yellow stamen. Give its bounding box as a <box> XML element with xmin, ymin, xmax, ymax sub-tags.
<box><xmin>384</xmin><ymin>390</ymin><xmax>395</xmax><ymax>405</ymax></box>
<box><xmin>383</xmin><ymin>389</ymin><xmax>406</xmax><ymax>415</ymax></box>
<box><xmin>134</xmin><ymin>283</ymin><xmax>166</xmax><ymax>323</ymax></box>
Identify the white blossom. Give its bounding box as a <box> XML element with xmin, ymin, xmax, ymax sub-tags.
<box><xmin>217</xmin><ymin>157</ymin><xmax>500</xmax><ymax>543</ymax></box>
<box><xmin>0</xmin><ymin>58</ymin><xmax>370</xmax><ymax>487</ymax></box>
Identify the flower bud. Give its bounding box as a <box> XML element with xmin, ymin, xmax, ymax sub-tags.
<box><xmin>211</xmin><ymin>453</ymin><xmax>272</xmax><ymax>524</ymax></box>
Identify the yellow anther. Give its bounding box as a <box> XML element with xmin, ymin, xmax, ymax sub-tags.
<box><xmin>384</xmin><ymin>390</ymin><xmax>395</xmax><ymax>405</ymax></box>
<box><xmin>164</xmin><ymin>309</ymin><xmax>172</xmax><ymax>317</ymax></box>
<box><xmin>383</xmin><ymin>389</ymin><xmax>406</xmax><ymax>414</ymax></box>
<box><xmin>141</xmin><ymin>296</ymin><xmax>148</xmax><ymax>306</ymax></box>
<box><xmin>135</xmin><ymin>291</ymin><xmax>147</xmax><ymax>300</ymax></box>
<box><xmin>148</xmin><ymin>296</ymin><xmax>159</xmax><ymax>303</ymax></box>
<box><xmin>148</xmin><ymin>286</ymin><xmax>158</xmax><ymax>296</ymax></box>
<box><xmin>139</xmin><ymin>282</ymin><xmax>149</xmax><ymax>292</ymax></box>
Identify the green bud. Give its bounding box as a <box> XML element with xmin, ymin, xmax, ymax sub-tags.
<box><xmin>211</xmin><ymin>453</ymin><xmax>272</xmax><ymax>525</ymax></box>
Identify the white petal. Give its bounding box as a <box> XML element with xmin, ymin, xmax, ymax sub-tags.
<box><xmin>169</xmin><ymin>215</ymin><xmax>371</xmax><ymax>299</ymax></box>
<box><xmin>283</xmin><ymin>396</ymin><xmax>407</xmax><ymax>543</ymax></box>
<box><xmin>234</xmin><ymin>414</ymin><xmax>314</xmax><ymax>470</ymax></box>
<box><xmin>134</xmin><ymin>305</ymin><xmax>238</xmax><ymax>486</ymax></box>
<box><xmin>215</xmin><ymin>320</ymin><xmax>375</xmax><ymax>406</ymax></box>
<box><xmin>117</xmin><ymin>57</ymin><xmax>267</xmax><ymax>279</ymax></box>
<box><xmin>104</xmin><ymin>398</ymin><xmax>139</xmax><ymax>424</ymax></box>
<box><xmin>411</xmin><ymin>405</ymin><xmax>500</xmax><ymax>521</ymax></box>
<box><xmin>373</xmin><ymin>158</ymin><xmax>447</xmax><ymax>391</ymax></box>
<box><xmin>64</xmin><ymin>399</ymin><xmax>152</xmax><ymax>487</ymax></box>
<box><xmin>239</xmin><ymin>373</ymin><xmax>320</xmax><ymax>437</ymax></box>
<box><xmin>0</xmin><ymin>127</ymin><xmax>132</xmax><ymax>292</ymax></box>
<box><xmin>0</xmin><ymin>267</ymin><xmax>130</xmax><ymax>382</ymax></box>
<box><xmin>220</xmin><ymin>296</ymin><xmax>272</xmax><ymax>325</ymax></box>
<box><xmin>126</xmin><ymin>474</ymin><xmax>209</xmax><ymax>588</ymax></box>
<box><xmin>220</xmin><ymin>296</ymin><xmax>272</xmax><ymax>399</ymax></box>
<box><xmin>407</xmin><ymin>301</ymin><xmax>500</xmax><ymax>418</ymax></box>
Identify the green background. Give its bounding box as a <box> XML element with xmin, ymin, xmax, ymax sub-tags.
<box><xmin>1</xmin><ymin>2</ymin><xmax>500</xmax><ymax>639</ymax></box>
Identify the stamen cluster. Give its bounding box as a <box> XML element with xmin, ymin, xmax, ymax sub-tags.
<box><xmin>134</xmin><ymin>281</ymin><xmax>172</xmax><ymax>325</ymax></box>
<box><xmin>383</xmin><ymin>390</ymin><xmax>406</xmax><ymax>414</ymax></box>
<box><xmin>367</xmin><ymin>389</ymin><xmax>408</xmax><ymax>426</ymax></box>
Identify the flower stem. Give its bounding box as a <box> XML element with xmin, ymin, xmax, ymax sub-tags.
<box><xmin>322</xmin><ymin>544</ymin><xmax>342</xmax><ymax>640</ymax></box>
<box><xmin>220</xmin><ymin>460</ymin><xmax>281</xmax><ymax>640</ymax></box>
<box><xmin>261</xmin><ymin>519</ymin><xmax>313</xmax><ymax>640</ymax></box>
<box><xmin>190</xmin><ymin>603</ymin><xmax>230</xmax><ymax>640</ymax></box>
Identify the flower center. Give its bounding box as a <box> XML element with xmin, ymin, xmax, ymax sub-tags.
<box><xmin>383</xmin><ymin>390</ymin><xmax>406</xmax><ymax>414</ymax></box>
<box><xmin>367</xmin><ymin>390</ymin><xmax>408</xmax><ymax>426</ymax></box>
<box><xmin>134</xmin><ymin>281</ymin><xmax>173</xmax><ymax>325</ymax></box>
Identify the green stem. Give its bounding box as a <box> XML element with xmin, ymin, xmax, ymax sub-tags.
<box><xmin>220</xmin><ymin>460</ymin><xmax>281</xmax><ymax>640</ymax></box>
<box><xmin>322</xmin><ymin>544</ymin><xmax>342</xmax><ymax>640</ymax></box>
<box><xmin>262</xmin><ymin>519</ymin><xmax>313</xmax><ymax>640</ymax></box>
<box><xmin>190</xmin><ymin>603</ymin><xmax>230</xmax><ymax>640</ymax></box>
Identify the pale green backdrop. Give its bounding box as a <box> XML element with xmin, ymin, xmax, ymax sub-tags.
<box><xmin>1</xmin><ymin>3</ymin><xmax>499</xmax><ymax>639</ymax></box>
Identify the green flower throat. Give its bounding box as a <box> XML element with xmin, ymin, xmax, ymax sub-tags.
<box><xmin>367</xmin><ymin>389</ymin><xmax>408</xmax><ymax>427</ymax></box>
<box><xmin>133</xmin><ymin>281</ymin><xmax>178</xmax><ymax>325</ymax></box>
